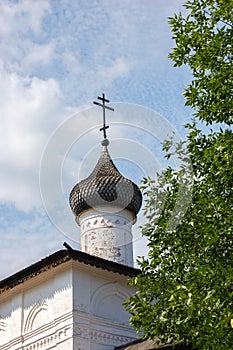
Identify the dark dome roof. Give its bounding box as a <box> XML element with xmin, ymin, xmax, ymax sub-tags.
<box><xmin>69</xmin><ymin>146</ymin><xmax>142</xmax><ymax>218</ymax></box>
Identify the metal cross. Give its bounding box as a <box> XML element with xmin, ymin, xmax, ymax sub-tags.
<box><xmin>93</xmin><ymin>93</ymin><xmax>114</xmax><ymax>139</ymax></box>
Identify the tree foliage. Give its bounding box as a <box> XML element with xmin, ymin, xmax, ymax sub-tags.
<box><xmin>125</xmin><ymin>1</ymin><xmax>233</xmax><ymax>349</ymax></box>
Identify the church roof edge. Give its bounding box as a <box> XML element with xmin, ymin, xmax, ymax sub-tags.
<box><xmin>0</xmin><ymin>245</ymin><xmax>140</xmax><ymax>294</ymax></box>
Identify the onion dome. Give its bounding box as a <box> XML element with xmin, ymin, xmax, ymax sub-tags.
<box><xmin>69</xmin><ymin>141</ymin><xmax>142</xmax><ymax>219</ymax></box>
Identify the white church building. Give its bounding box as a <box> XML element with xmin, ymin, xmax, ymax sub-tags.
<box><xmin>0</xmin><ymin>95</ymin><xmax>144</xmax><ymax>350</ymax></box>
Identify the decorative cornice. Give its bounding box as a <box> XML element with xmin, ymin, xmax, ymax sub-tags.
<box><xmin>0</xmin><ymin>312</ymin><xmax>73</xmax><ymax>350</ymax></box>
<box><xmin>23</xmin><ymin>325</ymin><xmax>72</xmax><ymax>350</ymax></box>
<box><xmin>0</xmin><ymin>252</ymin><xmax>70</xmax><ymax>295</ymax></box>
<box><xmin>75</xmin><ymin>324</ymin><xmax>136</xmax><ymax>346</ymax></box>
<box><xmin>0</xmin><ymin>246</ymin><xmax>140</xmax><ymax>294</ymax></box>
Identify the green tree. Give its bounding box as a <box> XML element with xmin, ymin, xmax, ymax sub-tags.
<box><xmin>125</xmin><ymin>1</ymin><xmax>233</xmax><ymax>349</ymax></box>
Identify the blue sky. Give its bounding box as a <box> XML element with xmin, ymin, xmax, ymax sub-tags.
<box><xmin>0</xmin><ymin>0</ymin><xmax>192</xmax><ymax>279</ymax></box>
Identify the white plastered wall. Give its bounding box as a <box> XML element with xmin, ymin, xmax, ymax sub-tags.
<box><xmin>78</xmin><ymin>207</ymin><xmax>135</xmax><ymax>267</ymax></box>
<box><xmin>0</xmin><ymin>260</ymin><xmax>138</xmax><ymax>350</ymax></box>
<box><xmin>0</xmin><ymin>263</ymin><xmax>73</xmax><ymax>350</ymax></box>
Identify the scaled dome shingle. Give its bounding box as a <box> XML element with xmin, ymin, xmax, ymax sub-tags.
<box><xmin>69</xmin><ymin>147</ymin><xmax>142</xmax><ymax>218</ymax></box>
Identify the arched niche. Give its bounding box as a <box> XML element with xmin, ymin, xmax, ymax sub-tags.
<box><xmin>24</xmin><ymin>300</ymin><xmax>52</xmax><ymax>333</ymax></box>
<box><xmin>91</xmin><ymin>282</ymin><xmax>131</xmax><ymax>324</ymax></box>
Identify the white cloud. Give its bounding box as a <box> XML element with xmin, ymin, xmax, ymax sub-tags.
<box><xmin>98</xmin><ymin>58</ymin><xmax>131</xmax><ymax>82</ymax></box>
<box><xmin>24</xmin><ymin>43</ymin><xmax>55</xmax><ymax>68</ymax></box>
<box><xmin>0</xmin><ymin>66</ymin><xmax>71</xmax><ymax>211</ymax></box>
<box><xmin>0</xmin><ymin>0</ymin><xmax>50</xmax><ymax>36</ymax></box>
<box><xmin>0</xmin><ymin>0</ymin><xmax>51</xmax><ymax>73</ymax></box>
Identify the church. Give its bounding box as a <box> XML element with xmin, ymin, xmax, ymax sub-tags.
<box><xmin>0</xmin><ymin>94</ymin><xmax>142</xmax><ymax>350</ymax></box>
<box><xmin>0</xmin><ymin>95</ymin><xmax>192</xmax><ymax>350</ymax></box>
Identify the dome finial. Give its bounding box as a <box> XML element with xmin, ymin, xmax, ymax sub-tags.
<box><xmin>93</xmin><ymin>93</ymin><xmax>114</xmax><ymax>140</ymax></box>
<box><xmin>101</xmin><ymin>138</ymin><xmax>109</xmax><ymax>147</ymax></box>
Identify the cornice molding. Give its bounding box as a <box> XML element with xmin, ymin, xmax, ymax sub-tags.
<box><xmin>75</xmin><ymin>324</ymin><xmax>136</xmax><ymax>346</ymax></box>
<box><xmin>0</xmin><ymin>311</ymin><xmax>73</xmax><ymax>350</ymax></box>
<box><xmin>0</xmin><ymin>248</ymin><xmax>140</xmax><ymax>296</ymax></box>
